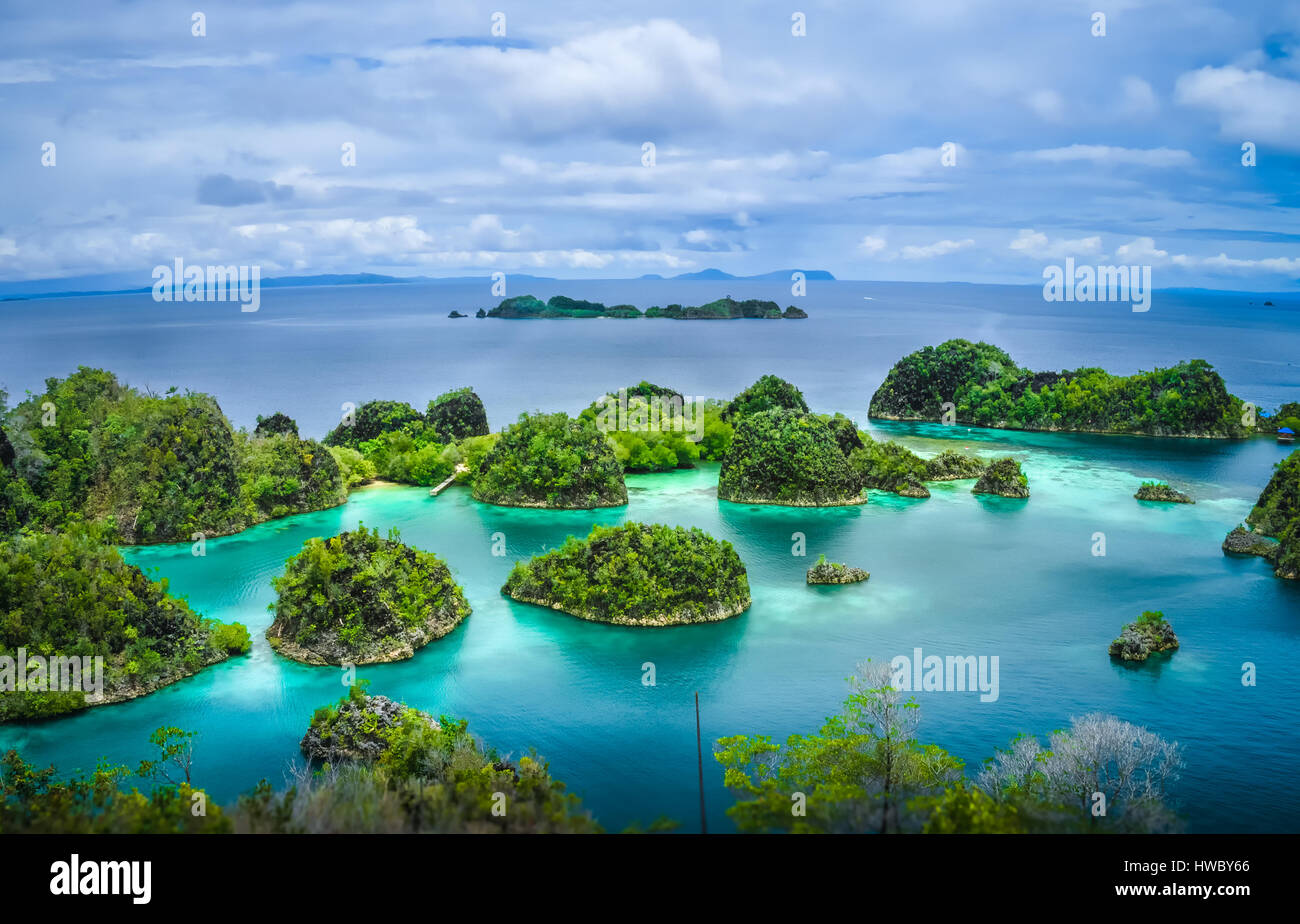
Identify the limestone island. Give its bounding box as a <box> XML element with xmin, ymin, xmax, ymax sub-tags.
<box><xmin>1136</xmin><ymin>481</ymin><xmax>1194</xmax><ymax>503</ymax></box>
<box><xmin>502</xmin><ymin>522</ymin><xmax>751</xmax><ymax>626</ymax></box>
<box><xmin>806</xmin><ymin>555</ymin><xmax>869</xmax><ymax>585</ymax></box>
<box><xmin>1225</xmin><ymin>452</ymin><xmax>1300</xmax><ymax>579</ymax></box>
<box><xmin>971</xmin><ymin>457</ymin><xmax>1030</xmax><ymax>498</ymax></box>
<box><xmin>0</xmin><ymin>367</ymin><xmax>345</xmax><ymax>543</ymax></box>
<box><xmin>711</xmin><ymin>374</ymin><xmax>987</xmax><ymax>505</ymax></box>
<box><xmin>1109</xmin><ymin>611</ymin><xmax>1180</xmax><ymax>662</ymax></box>
<box><xmin>266</xmin><ymin>526</ymin><xmax>471</xmax><ymax>665</ymax></box>
<box><xmin>473</xmin><ymin>411</ymin><xmax>627</xmax><ymax>508</ymax></box>
<box><xmin>301</xmin><ymin>685</ymin><xmax>440</xmax><ymax>763</ymax></box>
<box><xmin>484</xmin><ymin>294</ymin><xmax>807</xmax><ymax>320</ymax></box>
<box><xmin>869</xmin><ymin>338</ymin><xmax>1254</xmax><ymax>438</ymax></box>
<box><xmin>0</xmin><ymin>527</ymin><xmax>250</xmax><ymax>723</ymax></box>
<box><xmin>719</xmin><ymin>407</ymin><xmax>866</xmax><ymax>506</ymax></box>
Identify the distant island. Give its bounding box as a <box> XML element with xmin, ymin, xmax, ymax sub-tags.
<box><xmin>503</xmin><ymin>522</ymin><xmax>750</xmax><ymax>626</ymax></box>
<box><xmin>484</xmin><ymin>294</ymin><xmax>808</xmax><ymax>320</ymax></box>
<box><xmin>870</xmin><ymin>339</ymin><xmax>1256</xmax><ymax>438</ymax></box>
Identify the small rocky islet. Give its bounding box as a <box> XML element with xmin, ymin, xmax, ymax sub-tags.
<box><xmin>971</xmin><ymin>457</ymin><xmax>1030</xmax><ymax>498</ymax></box>
<box><xmin>300</xmin><ymin>687</ymin><xmax>439</xmax><ymax>763</ymax></box>
<box><xmin>1109</xmin><ymin>611</ymin><xmax>1180</xmax><ymax>662</ymax></box>
<box><xmin>806</xmin><ymin>555</ymin><xmax>870</xmax><ymax>585</ymax></box>
<box><xmin>1135</xmin><ymin>482</ymin><xmax>1194</xmax><ymax>503</ymax></box>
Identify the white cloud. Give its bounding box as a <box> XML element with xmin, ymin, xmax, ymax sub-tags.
<box><xmin>1175</xmin><ymin>66</ymin><xmax>1300</xmax><ymax>149</ymax></box>
<box><xmin>1115</xmin><ymin>237</ymin><xmax>1169</xmax><ymax>263</ymax></box>
<box><xmin>1019</xmin><ymin>145</ymin><xmax>1193</xmax><ymax>167</ymax></box>
<box><xmin>900</xmin><ymin>238</ymin><xmax>974</xmax><ymax>260</ymax></box>
<box><xmin>1010</xmin><ymin>229</ymin><xmax>1104</xmax><ymax>260</ymax></box>
<box><xmin>858</xmin><ymin>235</ymin><xmax>887</xmax><ymax>255</ymax></box>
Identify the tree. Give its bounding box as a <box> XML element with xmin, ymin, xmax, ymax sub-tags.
<box><xmin>137</xmin><ymin>726</ymin><xmax>197</xmax><ymax>785</ymax></box>
<box><xmin>716</xmin><ymin>660</ymin><xmax>963</xmax><ymax>833</ymax></box>
<box><xmin>978</xmin><ymin>714</ymin><xmax>1183</xmax><ymax>831</ymax></box>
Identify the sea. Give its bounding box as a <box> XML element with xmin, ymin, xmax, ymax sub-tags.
<box><xmin>1</xmin><ymin>278</ymin><xmax>1297</xmax><ymax>832</ymax></box>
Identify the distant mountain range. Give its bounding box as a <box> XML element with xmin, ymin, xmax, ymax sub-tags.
<box><xmin>0</xmin><ymin>268</ymin><xmax>836</xmax><ymax>300</ymax></box>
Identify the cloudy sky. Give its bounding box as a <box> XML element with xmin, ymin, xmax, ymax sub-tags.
<box><xmin>1</xmin><ymin>0</ymin><xmax>1298</xmax><ymax>289</ymax></box>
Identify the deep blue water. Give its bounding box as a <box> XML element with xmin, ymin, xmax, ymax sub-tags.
<box><xmin>0</xmin><ymin>280</ymin><xmax>1297</xmax><ymax>832</ymax></box>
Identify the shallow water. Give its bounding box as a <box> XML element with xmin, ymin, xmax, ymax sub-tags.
<box><xmin>1</xmin><ymin>425</ymin><xmax>1296</xmax><ymax>833</ymax></box>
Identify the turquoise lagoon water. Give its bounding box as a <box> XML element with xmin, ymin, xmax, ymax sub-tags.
<box><xmin>2</xmin><ymin>281</ymin><xmax>1298</xmax><ymax>832</ymax></box>
<box><xmin>0</xmin><ymin>426</ymin><xmax>1296</xmax><ymax>833</ymax></box>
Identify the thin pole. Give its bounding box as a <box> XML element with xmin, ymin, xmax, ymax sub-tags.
<box><xmin>695</xmin><ymin>691</ymin><xmax>707</xmax><ymax>834</ymax></box>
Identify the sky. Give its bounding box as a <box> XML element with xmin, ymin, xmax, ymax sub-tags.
<box><xmin>1</xmin><ymin>0</ymin><xmax>1298</xmax><ymax>290</ymax></box>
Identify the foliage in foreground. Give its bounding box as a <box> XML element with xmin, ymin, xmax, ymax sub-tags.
<box><xmin>717</xmin><ymin>661</ymin><xmax>1184</xmax><ymax>833</ymax></box>
<box><xmin>239</xmin><ymin>684</ymin><xmax>602</xmax><ymax>832</ymax></box>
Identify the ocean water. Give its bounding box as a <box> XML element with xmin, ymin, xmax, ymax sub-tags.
<box><xmin>0</xmin><ymin>280</ymin><xmax>1297</xmax><ymax>832</ymax></box>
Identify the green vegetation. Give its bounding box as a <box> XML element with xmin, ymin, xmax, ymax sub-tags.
<box><xmin>266</xmin><ymin>526</ymin><xmax>470</xmax><ymax>665</ymax></box>
<box><xmin>473</xmin><ymin>412</ymin><xmax>627</xmax><ymax>508</ymax></box>
<box><xmin>1234</xmin><ymin>451</ymin><xmax>1300</xmax><ymax>578</ymax></box>
<box><xmin>326</xmin><ymin>445</ymin><xmax>378</xmax><ymax>488</ymax></box>
<box><xmin>0</xmin><ymin>736</ymin><xmax>230</xmax><ymax>833</ymax></box>
<box><xmin>0</xmin><ymin>368</ymin><xmax>343</xmax><ymax>543</ymax></box>
<box><xmin>576</xmin><ymin>383</ymin><xmax>733</xmax><ymax>473</ymax></box>
<box><xmin>716</xmin><ymin>662</ymin><xmax>1183</xmax><ymax>833</ymax></box>
<box><xmin>245</xmin><ymin>687</ymin><xmax>600</xmax><ymax>832</ymax></box>
<box><xmin>253</xmin><ymin>412</ymin><xmax>298</xmax><ymax>438</ymax></box>
<box><xmin>806</xmin><ymin>554</ymin><xmax>869</xmax><ymax>585</ymax></box>
<box><xmin>847</xmin><ymin>434</ymin><xmax>930</xmax><ymax>496</ymax></box>
<box><xmin>0</xmin><ymin>526</ymin><xmax>248</xmax><ymax>722</ymax></box>
<box><xmin>321</xmin><ymin>393</ymin><xmax>495</xmax><ymax>488</ymax></box>
<box><xmin>722</xmin><ymin>374</ymin><xmax>809</xmax><ymax>420</ymax></box>
<box><xmin>503</xmin><ymin>522</ymin><xmax>751</xmax><ymax>626</ymax></box>
<box><xmin>485</xmin><ymin>294</ymin><xmax>808</xmax><ymax>320</ymax></box>
<box><xmin>718</xmin><ymin>408</ymin><xmax>864</xmax><ymax>506</ymax></box>
<box><xmin>1135</xmin><ymin>481</ymin><xmax>1193</xmax><ymax>503</ymax></box>
<box><xmin>323</xmin><ymin>399</ymin><xmax>427</xmax><ymax>449</ymax></box>
<box><xmin>1109</xmin><ymin>610</ymin><xmax>1180</xmax><ymax>662</ymax></box>
<box><xmin>870</xmin><ymin>339</ymin><xmax>1251</xmax><ymax>437</ymax></box>
<box><xmin>1</xmin><ymin>706</ymin><xmax>598</xmax><ymax>833</ymax></box>
<box><xmin>925</xmin><ymin>449</ymin><xmax>987</xmax><ymax>481</ymax></box>
<box><xmin>425</xmin><ymin>387</ymin><xmax>489</xmax><ymax>441</ymax></box>
<box><xmin>238</xmin><ymin>428</ymin><xmax>347</xmax><ymax>521</ymax></box>
<box><xmin>971</xmin><ymin>457</ymin><xmax>1030</xmax><ymax>498</ymax></box>
<box><xmin>300</xmin><ymin>683</ymin><xmax>441</xmax><ymax>763</ymax></box>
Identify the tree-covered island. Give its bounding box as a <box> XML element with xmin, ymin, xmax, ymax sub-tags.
<box><xmin>502</xmin><ymin>522</ymin><xmax>751</xmax><ymax>626</ymax></box>
<box><xmin>1224</xmin><ymin>451</ymin><xmax>1300</xmax><ymax>579</ymax></box>
<box><xmin>473</xmin><ymin>411</ymin><xmax>627</xmax><ymax>508</ymax></box>
<box><xmin>266</xmin><ymin>526</ymin><xmax>470</xmax><ymax>664</ymax></box>
<box><xmin>0</xmin><ymin>526</ymin><xmax>250</xmax><ymax>722</ymax></box>
<box><xmin>870</xmin><ymin>339</ymin><xmax>1254</xmax><ymax>437</ymax></box>
<box><xmin>483</xmin><ymin>294</ymin><xmax>807</xmax><ymax>319</ymax></box>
